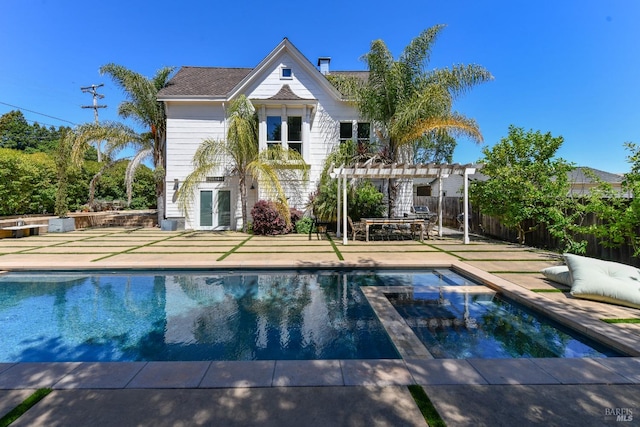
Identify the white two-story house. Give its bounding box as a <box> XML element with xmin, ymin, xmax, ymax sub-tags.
<box><xmin>158</xmin><ymin>38</ymin><xmax>375</xmax><ymax>230</ymax></box>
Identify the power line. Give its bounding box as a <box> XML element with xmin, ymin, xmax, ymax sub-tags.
<box><xmin>0</xmin><ymin>101</ymin><xmax>78</xmax><ymax>126</ymax></box>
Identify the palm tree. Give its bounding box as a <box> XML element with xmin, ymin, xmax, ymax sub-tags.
<box><xmin>100</xmin><ymin>63</ymin><xmax>175</xmax><ymax>223</ymax></box>
<box><xmin>68</xmin><ymin>121</ymin><xmax>144</xmax><ymax>208</ymax></box>
<box><xmin>337</xmin><ymin>25</ymin><xmax>493</xmax><ymax>216</ymax></box>
<box><xmin>176</xmin><ymin>95</ymin><xmax>308</xmax><ymax>232</ymax></box>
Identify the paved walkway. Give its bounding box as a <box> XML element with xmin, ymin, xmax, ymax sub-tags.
<box><xmin>1</xmin><ymin>227</ymin><xmax>639</xmax><ymax>426</ymax></box>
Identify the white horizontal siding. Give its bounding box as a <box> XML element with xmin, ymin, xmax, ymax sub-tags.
<box><xmin>164</xmin><ymin>48</ymin><xmax>369</xmax><ymax>227</ymax></box>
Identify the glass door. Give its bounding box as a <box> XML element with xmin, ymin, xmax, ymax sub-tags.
<box><xmin>199</xmin><ymin>190</ymin><xmax>213</xmax><ymax>228</ymax></box>
<box><xmin>217</xmin><ymin>190</ymin><xmax>231</xmax><ymax>228</ymax></box>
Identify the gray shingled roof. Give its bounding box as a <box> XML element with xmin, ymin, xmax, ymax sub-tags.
<box><xmin>330</xmin><ymin>70</ymin><xmax>369</xmax><ymax>81</ymax></box>
<box><xmin>158</xmin><ymin>66</ymin><xmax>253</xmax><ymax>97</ymax></box>
<box><xmin>568</xmin><ymin>167</ymin><xmax>623</xmax><ymax>183</ymax></box>
<box><xmin>158</xmin><ymin>65</ymin><xmax>368</xmax><ymax>98</ymax></box>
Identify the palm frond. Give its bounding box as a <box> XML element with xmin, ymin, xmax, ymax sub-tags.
<box><xmin>399</xmin><ymin>114</ymin><xmax>483</xmax><ymax>145</ymax></box>
<box><xmin>399</xmin><ymin>24</ymin><xmax>445</xmax><ymax>76</ymax></box>
<box><xmin>125</xmin><ymin>148</ymin><xmax>153</xmax><ymax>206</ymax></box>
<box><xmin>426</xmin><ymin>64</ymin><xmax>494</xmax><ymax>100</ymax></box>
<box><xmin>69</xmin><ymin>122</ymin><xmax>138</xmax><ymax>166</ymax></box>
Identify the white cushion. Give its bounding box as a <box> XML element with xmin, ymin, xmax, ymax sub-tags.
<box><xmin>540</xmin><ymin>265</ymin><xmax>572</xmax><ymax>286</ymax></box>
<box><xmin>564</xmin><ymin>253</ymin><xmax>640</xmax><ymax>309</ymax></box>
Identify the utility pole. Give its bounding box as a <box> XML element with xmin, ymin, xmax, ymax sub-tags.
<box><xmin>81</xmin><ymin>84</ymin><xmax>107</xmax><ymax>162</ymax></box>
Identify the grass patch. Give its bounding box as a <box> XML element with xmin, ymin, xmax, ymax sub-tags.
<box><xmin>602</xmin><ymin>318</ymin><xmax>640</xmax><ymax>324</ymax></box>
<box><xmin>216</xmin><ymin>235</ymin><xmax>253</xmax><ymax>261</ymax></box>
<box><xmin>408</xmin><ymin>385</ymin><xmax>446</xmax><ymax>427</ymax></box>
<box><xmin>326</xmin><ymin>234</ymin><xmax>344</xmax><ymax>261</ymax></box>
<box><xmin>530</xmin><ymin>289</ymin><xmax>565</xmax><ymax>293</ymax></box>
<box><xmin>0</xmin><ymin>388</ymin><xmax>51</xmax><ymax>427</ymax></box>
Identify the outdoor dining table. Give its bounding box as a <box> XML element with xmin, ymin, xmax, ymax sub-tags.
<box><xmin>362</xmin><ymin>218</ymin><xmax>425</xmax><ymax>242</ymax></box>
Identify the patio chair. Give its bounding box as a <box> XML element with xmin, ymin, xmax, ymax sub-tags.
<box><xmin>424</xmin><ymin>215</ymin><xmax>438</xmax><ymax>239</ymax></box>
<box><xmin>347</xmin><ymin>216</ymin><xmax>365</xmax><ymax>241</ymax></box>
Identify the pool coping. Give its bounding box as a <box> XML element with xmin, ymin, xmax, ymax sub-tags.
<box><xmin>0</xmin><ymin>357</ymin><xmax>638</xmax><ymax>390</ymax></box>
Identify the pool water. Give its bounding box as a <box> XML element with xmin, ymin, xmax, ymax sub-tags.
<box><xmin>0</xmin><ymin>269</ymin><xmax>621</xmax><ymax>362</ymax></box>
<box><xmin>388</xmin><ymin>289</ymin><xmax>622</xmax><ymax>358</ymax></box>
<box><xmin>0</xmin><ymin>271</ymin><xmax>402</xmax><ymax>362</ymax></box>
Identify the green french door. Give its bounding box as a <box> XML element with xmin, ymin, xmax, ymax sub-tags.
<box><xmin>199</xmin><ymin>190</ymin><xmax>231</xmax><ymax>229</ymax></box>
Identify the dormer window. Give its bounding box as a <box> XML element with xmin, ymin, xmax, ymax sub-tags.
<box><xmin>281</xmin><ymin>67</ymin><xmax>292</xmax><ymax>79</ymax></box>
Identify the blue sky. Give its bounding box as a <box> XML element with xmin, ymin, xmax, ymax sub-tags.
<box><xmin>2</xmin><ymin>0</ymin><xmax>639</xmax><ymax>172</ymax></box>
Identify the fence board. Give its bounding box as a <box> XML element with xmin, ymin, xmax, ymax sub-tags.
<box><xmin>415</xmin><ymin>196</ymin><xmax>640</xmax><ymax>266</ymax></box>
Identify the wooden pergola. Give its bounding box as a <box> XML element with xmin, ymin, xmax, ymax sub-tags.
<box><xmin>332</xmin><ymin>162</ymin><xmax>479</xmax><ymax>245</ymax></box>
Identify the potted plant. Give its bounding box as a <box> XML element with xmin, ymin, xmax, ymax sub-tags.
<box><xmin>48</xmin><ymin>131</ymin><xmax>76</xmax><ymax>232</ymax></box>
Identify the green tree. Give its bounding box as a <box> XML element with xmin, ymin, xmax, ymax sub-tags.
<box><xmin>0</xmin><ymin>110</ymin><xmax>33</xmax><ymax>151</ymax></box>
<box><xmin>332</xmin><ymin>25</ymin><xmax>493</xmax><ymax>216</ymax></box>
<box><xmin>579</xmin><ymin>142</ymin><xmax>640</xmax><ymax>256</ymax></box>
<box><xmin>176</xmin><ymin>95</ymin><xmax>308</xmax><ymax>232</ymax></box>
<box><xmin>471</xmin><ymin>126</ymin><xmax>574</xmax><ymax>245</ymax></box>
<box><xmin>100</xmin><ymin>63</ymin><xmax>175</xmax><ymax>223</ymax></box>
<box><xmin>0</xmin><ymin>110</ymin><xmax>75</xmax><ymax>155</ymax></box>
<box><xmin>0</xmin><ymin>148</ymin><xmax>56</xmax><ymax>215</ymax></box>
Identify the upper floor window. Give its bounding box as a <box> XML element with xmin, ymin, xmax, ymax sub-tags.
<box><xmin>357</xmin><ymin>122</ymin><xmax>371</xmax><ymax>145</ymax></box>
<box><xmin>287</xmin><ymin>116</ymin><xmax>302</xmax><ymax>154</ymax></box>
<box><xmin>339</xmin><ymin>122</ymin><xmax>352</xmax><ymax>144</ymax></box>
<box><xmin>281</xmin><ymin>68</ymin><xmax>292</xmax><ymax>79</ymax></box>
<box><xmin>339</xmin><ymin>121</ymin><xmax>370</xmax><ymax>146</ymax></box>
<box><xmin>267</xmin><ymin>116</ymin><xmax>281</xmax><ymax>148</ymax></box>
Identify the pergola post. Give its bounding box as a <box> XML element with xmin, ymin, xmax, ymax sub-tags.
<box><xmin>438</xmin><ymin>170</ymin><xmax>447</xmax><ymax>238</ymax></box>
<box><xmin>336</xmin><ymin>170</ymin><xmax>342</xmax><ymax>238</ymax></box>
<box><xmin>463</xmin><ymin>167</ymin><xmax>475</xmax><ymax>244</ymax></box>
<box><xmin>342</xmin><ymin>170</ymin><xmax>348</xmax><ymax>246</ymax></box>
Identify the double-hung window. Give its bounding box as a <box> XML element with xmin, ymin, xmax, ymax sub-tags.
<box><xmin>339</xmin><ymin>121</ymin><xmax>371</xmax><ymax>145</ymax></box>
<box><xmin>287</xmin><ymin>116</ymin><xmax>302</xmax><ymax>154</ymax></box>
<box><xmin>357</xmin><ymin>122</ymin><xmax>370</xmax><ymax>146</ymax></box>
<box><xmin>339</xmin><ymin>122</ymin><xmax>353</xmax><ymax>144</ymax></box>
<box><xmin>267</xmin><ymin>116</ymin><xmax>281</xmax><ymax>149</ymax></box>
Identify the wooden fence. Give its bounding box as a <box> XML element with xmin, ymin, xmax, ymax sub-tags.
<box><xmin>417</xmin><ymin>196</ymin><xmax>640</xmax><ymax>267</ymax></box>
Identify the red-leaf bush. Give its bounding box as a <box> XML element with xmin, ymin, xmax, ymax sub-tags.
<box><xmin>251</xmin><ymin>200</ymin><xmax>290</xmax><ymax>235</ymax></box>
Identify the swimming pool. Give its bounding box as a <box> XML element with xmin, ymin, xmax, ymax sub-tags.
<box><xmin>0</xmin><ymin>269</ymin><xmax>622</xmax><ymax>362</ymax></box>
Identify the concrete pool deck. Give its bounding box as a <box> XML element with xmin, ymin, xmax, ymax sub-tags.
<box><xmin>1</xmin><ymin>227</ymin><xmax>639</xmax><ymax>426</ymax></box>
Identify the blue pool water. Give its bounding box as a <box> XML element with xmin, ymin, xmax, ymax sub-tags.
<box><xmin>0</xmin><ymin>269</ymin><xmax>621</xmax><ymax>362</ymax></box>
<box><xmin>0</xmin><ymin>270</ymin><xmax>407</xmax><ymax>362</ymax></box>
<box><xmin>388</xmin><ymin>289</ymin><xmax>621</xmax><ymax>358</ymax></box>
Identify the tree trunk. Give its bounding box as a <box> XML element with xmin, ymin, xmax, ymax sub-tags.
<box><xmin>240</xmin><ymin>175</ymin><xmax>248</xmax><ymax>233</ymax></box>
<box><xmin>155</xmin><ymin>134</ymin><xmax>166</xmax><ymax>225</ymax></box>
<box><xmin>387</xmin><ymin>178</ymin><xmax>397</xmax><ymax>218</ymax></box>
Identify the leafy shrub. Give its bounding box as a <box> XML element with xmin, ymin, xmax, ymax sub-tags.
<box><xmin>290</xmin><ymin>208</ymin><xmax>303</xmax><ymax>231</ymax></box>
<box><xmin>295</xmin><ymin>216</ymin><xmax>313</xmax><ymax>234</ymax></box>
<box><xmin>311</xmin><ymin>179</ymin><xmax>385</xmax><ymax>222</ymax></box>
<box><xmin>349</xmin><ymin>181</ymin><xmax>385</xmax><ymax>220</ymax></box>
<box><xmin>251</xmin><ymin>200</ymin><xmax>290</xmax><ymax>235</ymax></box>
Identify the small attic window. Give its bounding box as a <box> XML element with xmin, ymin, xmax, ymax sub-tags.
<box><xmin>281</xmin><ymin>67</ymin><xmax>292</xmax><ymax>79</ymax></box>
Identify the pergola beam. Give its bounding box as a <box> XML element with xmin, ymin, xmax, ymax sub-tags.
<box><xmin>333</xmin><ymin>162</ymin><xmax>479</xmax><ymax>245</ymax></box>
